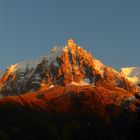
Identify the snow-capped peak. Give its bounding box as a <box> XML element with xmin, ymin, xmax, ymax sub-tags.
<box><xmin>121</xmin><ymin>67</ymin><xmax>140</xmax><ymax>84</ymax></box>
<box><xmin>4</xmin><ymin>39</ymin><xmax>78</xmax><ymax>76</ymax></box>
<box><xmin>6</xmin><ymin>46</ymin><xmax>66</xmax><ymax>74</ymax></box>
<box><xmin>0</xmin><ymin>39</ymin><xmax>138</xmax><ymax>96</ymax></box>
<box><xmin>11</xmin><ymin>38</ymin><xmax>87</xmax><ymax>72</ymax></box>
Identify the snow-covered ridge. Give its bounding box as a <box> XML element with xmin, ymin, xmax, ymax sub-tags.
<box><xmin>121</xmin><ymin>67</ymin><xmax>140</xmax><ymax>84</ymax></box>
<box><xmin>6</xmin><ymin>46</ymin><xmax>68</xmax><ymax>74</ymax></box>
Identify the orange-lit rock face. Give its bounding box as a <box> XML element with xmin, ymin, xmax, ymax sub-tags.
<box><xmin>67</xmin><ymin>38</ymin><xmax>76</xmax><ymax>47</ymax></box>
<box><xmin>0</xmin><ymin>39</ymin><xmax>138</xmax><ymax>96</ymax></box>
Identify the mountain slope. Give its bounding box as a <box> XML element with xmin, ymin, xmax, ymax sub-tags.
<box><xmin>0</xmin><ymin>84</ymin><xmax>140</xmax><ymax>140</ymax></box>
<box><xmin>0</xmin><ymin>39</ymin><xmax>140</xmax><ymax>140</ymax></box>
<box><xmin>0</xmin><ymin>39</ymin><xmax>138</xmax><ymax>96</ymax></box>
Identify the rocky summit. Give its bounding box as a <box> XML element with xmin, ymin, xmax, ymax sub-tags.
<box><xmin>0</xmin><ymin>39</ymin><xmax>138</xmax><ymax>96</ymax></box>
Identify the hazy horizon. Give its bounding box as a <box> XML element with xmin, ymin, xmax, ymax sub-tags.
<box><xmin>0</xmin><ymin>0</ymin><xmax>140</xmax><ymax>71</ymax></box>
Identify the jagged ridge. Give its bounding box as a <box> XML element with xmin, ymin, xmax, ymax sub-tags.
<box><xmin>0</xmin><ymin>39</ymin><xmax>138</xmax><ymax>96</ymax></box>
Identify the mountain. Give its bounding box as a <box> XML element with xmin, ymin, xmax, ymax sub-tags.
<box><xmin>121</xmin><ymin>67</ymin><xmax>140</xmax><ymax>86</ymax></box>
<box><xmin>0</xmin><ymin>39</ymin><xmax>140</xmax><ymax>140</ymax></box>
<box><xmin>0</xmin><ymin>39</ymin><xmax>138</xmax><ymax>96</ymax></box>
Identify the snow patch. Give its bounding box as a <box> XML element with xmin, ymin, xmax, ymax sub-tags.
<box><xmin>51</xmin><ymin>46</ymin><xmax>58</xmax><ymax>52</ymax></box>
<box><xmin>121</xmin><ymin>67</ymin><xmax>140</xmax><ymax>84</ymax></box>
<box><xmin>93</xmin><ymin>59</ymin><xmax>105</xmax><ymax>76</ymax></box>
<box><xmin>48</xmin><ymin>84</ymin><xmax>55</xmax><ymax>89</ymax></box>
<box><xmin>68</xmin><ymin>79</ymin><xmax>90</xmax><ymax>86</ymax></box>
<box><xmin>7</xmin><ymin>64</ymin><xmax>18</xmax><ymax>74</ymax></box>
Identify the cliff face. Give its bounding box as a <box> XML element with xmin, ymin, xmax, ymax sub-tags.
<box><xmin>0</xmin><ymin>39</ymin><xmax>138</xmax><ymax>96</ymax></box>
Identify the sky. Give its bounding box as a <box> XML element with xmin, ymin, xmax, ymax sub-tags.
<box><xmin>0</xmin><ymin>0</ymin><xmax>140</xmax><ymax>71</ymax></box>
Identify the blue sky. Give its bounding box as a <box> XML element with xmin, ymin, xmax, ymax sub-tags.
<box><xmin>0</xmin><ymin>0</ymin><xmax>140</xmax><ymax>71</ymax></box>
